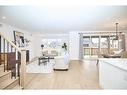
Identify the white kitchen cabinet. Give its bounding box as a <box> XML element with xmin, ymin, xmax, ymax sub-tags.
<box><xmin>99</xmin><ymin>58</ymin><xmax>127</xmax><ymax>89</ymax></box>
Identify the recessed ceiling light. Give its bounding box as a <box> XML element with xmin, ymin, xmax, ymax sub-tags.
<box><xmin>2</xmin><ymin>16</ymin><xmax>6</xmax><ymax>19</ymax></box>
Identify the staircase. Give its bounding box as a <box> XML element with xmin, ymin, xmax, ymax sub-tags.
<box><xmin>0</xmin><ymin>64</ymin><xmax>21</xmax><ymax>89</ymax></box>
<box><xmin>0</xmin><ymin>32</ymin><xmax>26</xmax><ymax>89</ymax></box>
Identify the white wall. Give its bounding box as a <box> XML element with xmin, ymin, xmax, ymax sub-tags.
<box><xmin>32</xmin><ymin>34</ymin><xmax>69</xmax><ymax>57</ymax></box>
<box><xmin>69</xmin><ymin>31</ymin><xmax>79</xmax><ymax>60</ymax></box>
<box><xmin>0</xmin><ymin>22</ymin><xmax>34</xmax><ymax>60</ymax></box>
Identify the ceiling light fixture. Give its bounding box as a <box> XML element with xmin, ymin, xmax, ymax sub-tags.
<box><xmin>113</xmin><ymin>22</ymin><xmax>119</xmax><ymax>40</ymax></box>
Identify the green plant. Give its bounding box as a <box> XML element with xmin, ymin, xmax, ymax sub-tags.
<box><xmin>62</xmin><ymin>43</ymin><xmax>67</xmax><ymax>50</ymax></box>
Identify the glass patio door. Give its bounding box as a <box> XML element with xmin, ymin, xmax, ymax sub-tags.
<box><xmin>100</xmin><ymin>36</ymin><xmax>109</xmax><ymax>54</ymax></box>
<box><xmin>83</xmin><ymin>36</ymin><xmax>91</xmax><ymax>58</ymax></box>
<box><xmin>83</xmin><ymin>36</ymin><xmax>99</xmax><ymax>58</ymax></box>
<box><xmin>83</xmin><ymin>33</ymin><xmax>125</xmax><ymax>59</ymax></box>
<box><xmin>91</xmin><ymin>36</ymin><xmax>99</xmax><ymax>57</ymax></box>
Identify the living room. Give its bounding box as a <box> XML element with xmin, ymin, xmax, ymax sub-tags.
<box><xmin>0</xmin><ymin>1</ymin><xmax>127</xmax><ymax>94</ymax></box>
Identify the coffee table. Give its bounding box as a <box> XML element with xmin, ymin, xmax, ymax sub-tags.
<box><xmin>38</xmin><ymin>56</ymin><xmax>54</xmax><ymax>65</ymax></box>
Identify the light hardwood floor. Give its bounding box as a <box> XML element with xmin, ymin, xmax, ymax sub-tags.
<box><xmin>24</xmin><ymin>60</ymin><xmax>100</xmax><ymax>89</ymax></box>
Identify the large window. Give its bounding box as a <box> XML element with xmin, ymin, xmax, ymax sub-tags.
<box><xmin>42</xmin><ymin>39</ymin><xmax>62</xmax><ymax>49</ymax></box>
<box><xmin>83</xmin><ymin>36</ymin><xmax>90</xmax><ymax>47</ymax></box>
<box><xmin>91</xmin><ymin>36</ymin><xmax>99</xmax><ymax>48</ymax></box>
<box><xmin>91</xmin><ymin>36</ymin><xmax>99</xmax><ymax>55</ymax></box>
<box><xmin>83</xmin><ymin>36</ymin><xmax>99</xmax><ymax>57</ymax></box>
<box><xmin>83</xmin><ymin>34</ymin><xmax>123</xmax><ymax>58</ymax></box>
<box><xmin>83</xmin><ymin>36</ymin><xmax>90</xmax><ymax>55</ymax></box>
<box><xmin>100</xmin><ymin>36</ymin><xmax>109</xmax><ymax>54</ymax></box>
<box><xmin>100</xmin><ymin>36</ymin><xmax>108</xmax><ymax>48</ymax></box>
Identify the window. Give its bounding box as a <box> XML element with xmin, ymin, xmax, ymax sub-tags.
<box><xmin>91</xmin><ymin>36</ymin><xmax>99</xmax><ymax>55</ymax></box>
<box><xmin>83</xmin><ymin>36</ymin><xmax>90</xmax><ymax>47</ymax></box>
<box><xmin>91</xmin><ymin>36</ymin><xmax>99</xmax><ymax>48</ymax></box>
<box><xmin>83</xmin><ymin>36</ymin><xmax>91</xmax><ymax>55</ymax></box>
<box><xmin>42</xmin><ymin>39</ymin><xmax>62</xmax><ymax>49</ymax></box>
<box><xmin>100</xmin><ymin>36</ymin><xmax>108</xmax><ymax>48</ymax></box>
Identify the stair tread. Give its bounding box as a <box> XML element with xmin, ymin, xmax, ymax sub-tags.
<box><xmin>0</xmin><ymin>64</ymin><xmax>5</xmax><ymax>72</ymax></box>
<box><xmin>0</xmin><ymin>77</ymin><xmax>19</xmax><ymax>89</ymax></box>
<box><xmin>0</xmin><ymin>64</ymin><xmax>4</xmax><ymax>67</ymax></box>
<box><xmin>0</xmin><ymin>71</ymin><xmax>11</xmax><ymax>78</ymax></box>
<box><xmin>0</xmin><ymin>64</ymin><xmax>4</xmax><ymax>69</ymax></box>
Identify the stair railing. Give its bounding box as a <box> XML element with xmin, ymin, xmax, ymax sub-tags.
<box><xmin>0</xmin><ymin>32</ymin><xmax>26</xmax><ymax>89</ymax></box>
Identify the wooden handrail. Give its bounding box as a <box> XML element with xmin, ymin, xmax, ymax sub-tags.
<box><xmin>0</xmin><ymin>32</ymin><xmax>22</xmax><ymax>52</ymax></box>
<box><xmin>0</xmin><ymin>32</ymin><xmax>26</xmax><ymax>88</ymax></box>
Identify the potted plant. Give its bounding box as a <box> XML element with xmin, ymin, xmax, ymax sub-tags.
<box><xmin>62</xmin><ymin>43</ymin><xmax>67</xmax><ymax>51</ymax></box>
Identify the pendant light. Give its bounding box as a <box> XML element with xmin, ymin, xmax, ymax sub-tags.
<box><xmin>113</xmin><ymin>23</ymin><xmax>119</xmax><ymax>40</ymax></box>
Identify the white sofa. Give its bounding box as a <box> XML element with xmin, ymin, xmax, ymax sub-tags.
<box><xmin>53</xmin><ymin>52</ymin><xmax>70</xmax><ymax>71</ymax></box>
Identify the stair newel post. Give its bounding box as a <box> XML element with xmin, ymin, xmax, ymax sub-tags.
<box><xmin>20</xmin><ymin>49</ymin><xmax>26</xmax><ymax>89</ymax></box>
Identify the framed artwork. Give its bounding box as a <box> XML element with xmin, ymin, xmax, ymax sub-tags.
<box><xmin>13</xmin><ymin>31</ymin><xmax>25</xmax><ymax>47</ymax></box>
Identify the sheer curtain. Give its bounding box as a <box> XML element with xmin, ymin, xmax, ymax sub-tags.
<box><xmin>79</xmin><ymin>33</ymin><xmax>84</xmax><ymax>60</ymax></box>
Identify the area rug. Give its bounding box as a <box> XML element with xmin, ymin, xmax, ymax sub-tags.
<box><xmin>26</xmin><ymin>60</ymin><xmax>54</xmax><ymax>73</ymax></box>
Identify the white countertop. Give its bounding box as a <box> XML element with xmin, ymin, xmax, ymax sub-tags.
<box><xmin>99</xmin><ymin>58</ymin><xmax>127</xmax><ymax>72</ymax></box>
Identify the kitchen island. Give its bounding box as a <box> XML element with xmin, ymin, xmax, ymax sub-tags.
<box><xmin>99</xmin><ymin>58</ymin><xmax>127</xmax><ymax>89</ymax></box>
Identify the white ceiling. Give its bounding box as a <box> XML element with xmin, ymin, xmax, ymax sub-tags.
<box><xmin>0</xmin><ymin>6</ymin><xmax>127</xmax><ymax>34</ymax></box>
